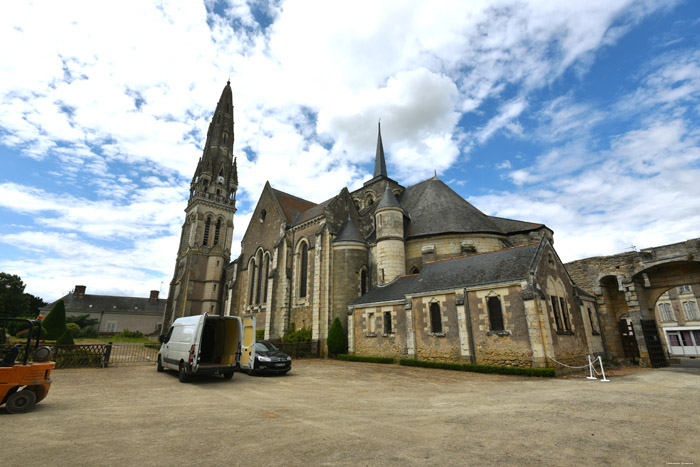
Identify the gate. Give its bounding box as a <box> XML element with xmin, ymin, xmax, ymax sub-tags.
<box><xmin>640</xmin><ymin>319</ymin><xmax>668</xmax><ymax>368</ymax></box>
<box><xmin>103</xmin><ymin>343</ymin><xmax>160</xmax><ymax>367</ymax></box>
<box><xmin>618</xmin><ymin>319</ymin><xmax>639</xmax><ymax>362</ymax></box>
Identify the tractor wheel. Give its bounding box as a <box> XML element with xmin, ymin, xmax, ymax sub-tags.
<box><xmin>157</xmin><ymin>355</ymin><xmax>164</xmax><ymax>373</ymax></box>
<box><xmin>6</xmin><ymin>389</ymin><xmax>37</xmax><ymax>414</ymax></box>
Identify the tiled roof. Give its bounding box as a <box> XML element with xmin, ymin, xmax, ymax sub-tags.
<box><xmin>351</xmin><ymin>242</ymin><xmax>541</xmax><ymax>306</ymax></box>
<box><xmin>271</xmin><ymin>188</ymin><xmax>317</xmax><ymax>224</ymax></box>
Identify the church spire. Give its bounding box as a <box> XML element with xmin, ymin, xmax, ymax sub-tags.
<box><xmin>373</xmin><ymin>120</ymin><xmax>387</xmax><ymax>178</ymax></box>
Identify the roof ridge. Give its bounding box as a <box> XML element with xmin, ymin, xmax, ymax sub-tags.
<box><xmin>424</xmin><ymin>242</ymin><xmax>540</xmax><ymax>265</ymax></box>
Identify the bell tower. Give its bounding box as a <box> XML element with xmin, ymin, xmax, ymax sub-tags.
<box><xmin>162</xmin><ymin>81</ymin><xmax>238</xmax><ymax>330</ymax></box>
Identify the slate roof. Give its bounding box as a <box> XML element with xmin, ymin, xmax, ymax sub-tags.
<box><xmin>376</xmin><ymin>185</ymin><xmax>402</xmax><ymax>211</ymax></box>
<box><xmin>271</xmin><ymin>188</ymin><xmax>317</xmax><ymax>224</ymax></box>
<box><xmin>43</xmin><ymin>294</ymin><xmax>166</xmax><ymax>315</ymax></box>
<box><xmin>351</xmin><ymin>242</ymin><xmax>541</xmax><ymax>306</ymax></box>
<box><xmin>488</xmin><ymin>215</ymin><xmax>544</xmax><ymax>234</ymax></box>
<box><xmin>293</xmin><ymin>197</ymin><xmax>335</xmax><ymax>226</ymax></box>
<box><xmin>334</xmin><ymin>216</ymin><xmax>365</xmax><ymax>243</ymax></box>
<box><xmin>399</xmin><ymin>177</ymin><xmax>504</xmax><ymax>238</ymax></box>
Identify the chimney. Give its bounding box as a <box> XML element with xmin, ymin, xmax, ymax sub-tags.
<box><xmin>74</xmin><ymin>285</ymin><xmax>86</xmax><ymax>297</ymax></box>
<box><xmin>149</xmin><ymin>290</ymin><xmax>159</xmax><ymax>304</ymax></box>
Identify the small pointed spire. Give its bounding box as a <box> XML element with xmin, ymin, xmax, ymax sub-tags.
<box><xmin>232</xmin><ymin>157</ymin><xmax>238</xmax><ymax>185</ymax></box>
<box><xmin>374</xmin><ymin>120</ymin><xmax>387</xmax><ymax>178</ymax></box>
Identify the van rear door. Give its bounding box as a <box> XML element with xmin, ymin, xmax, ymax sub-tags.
<box><xmin>190</xmin><ymin>313</ymin><xmax>208</xmax><ymax>373</ymax></box>
<box><xmin>239</xmin><ymin>316</ymin><xmax>256</xmax><ymax>371</ymax></box>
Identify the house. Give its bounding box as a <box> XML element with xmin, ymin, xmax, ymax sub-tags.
<box><xmin>41</xmin><ymin>285</ymin><xmax>166</xmax><ymax>335</ymax></box>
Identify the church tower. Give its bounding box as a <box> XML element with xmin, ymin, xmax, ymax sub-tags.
<box><xmin>162</xmin><ymin>81</ymin><xmax>238</xmax><ymax>330</ymax></box>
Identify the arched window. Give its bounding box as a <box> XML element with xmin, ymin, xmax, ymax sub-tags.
<box><xmin>214</xmin><ymin>218</ymin><xmax>222</xmax><ymax>246</ymax></box>
<box><xmin>409</xmin><ymin>266</ymin><xmax>420</xmax><ymax>275</ymax></box>
<box><xmin>248</xmin><ymin>258</ymin><xmax>256</xmax><ymax>306</ymax></box>
<box><xmin>360</xmin><ymin>269</ymin><xmax>368</xmax><ymax>295</ymax></box>
<box><xmin>203</xmin><ymin>217</ymin><xmax>211</xmax><ymax>246</ymax></box>
<box><xmin>255</xmin><ymin>250</ymin><xmax>263</xmax><ymax>304</ymax></box>
<box><xmin>299</xmin><ymin>242</ymin><xmax>308</xmax><ymax>298</ymax></box>
<box><xmin>487</xmin><ymin>296</ymin><xmax>504</xmax><ymax>331</ymax></box>
<box><xmin>429</xmin><ymin>301</ymin><xmax>442</xmax><ymax>333</ymax></box>
<box><xmin>262</xmin><ymin>254</ymin><xmax>270</xmax><ymax>303</ymax></box>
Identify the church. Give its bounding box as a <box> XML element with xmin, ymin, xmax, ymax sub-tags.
<box><xmin>163</xmin><ymin>82</ymin><xmax>605</xmax><ymax>367</ymax></box>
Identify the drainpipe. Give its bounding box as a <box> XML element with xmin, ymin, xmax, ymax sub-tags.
<box><xmin>463</xmin><ymin>287</ymin><xmax>477</xmax><ymax>364</ymax></box>
<box><xmin>593</xmin><ymin>300</ymin><xmax>610</xmax><ymax>359</ymax></box>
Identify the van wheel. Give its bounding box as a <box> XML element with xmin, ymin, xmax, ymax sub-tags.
<box><xmin>6</xmin><ymin>389</ymin><xmax>37</xmax><ymax>414</ymax></box>
<box><xmin>157</xmin><ymin>355</ymin><xmax>164</xmax><ymax>373</ymax></box>
<box><xmin>178</xmin><ymin>362</ymin><xmax>190</xmax><ymax>383</ymax></box>
<box><xmin>222</xmin><ymin>371</ymin><xmax>234</xmax><ymax>380</ymax></box>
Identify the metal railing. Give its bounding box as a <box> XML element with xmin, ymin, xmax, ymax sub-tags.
<box><xmin>267</xmin><ymin>340</ymin><xmax>320</xmax><ymax>359</ymax></box>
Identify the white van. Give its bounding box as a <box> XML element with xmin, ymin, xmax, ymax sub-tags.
<box><xmin>157</xmin><ymin>314</ymin><xmax>256</xmax><ymax>382</ymax></box>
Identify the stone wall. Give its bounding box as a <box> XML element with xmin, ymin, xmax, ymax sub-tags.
<box><xmin>352</xmin><ymin>303</ymin><xmax>408</xmax><ymax>358</ymax></box>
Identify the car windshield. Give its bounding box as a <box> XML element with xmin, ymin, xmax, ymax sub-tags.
<box><xmin>255</xmin><ymin>341</ymin><xmax>279</xmax><ymax>352</ymax></box>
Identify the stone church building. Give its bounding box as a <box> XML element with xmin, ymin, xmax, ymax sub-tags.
<box><xmin>162</xmin><ymin>81</ymin><xmax>608</xmax><ymax>366</ymax></box>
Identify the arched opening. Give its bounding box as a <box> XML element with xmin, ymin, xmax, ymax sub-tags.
<box><xmin>203</xmin><ymin>216</ymin><xmax>212</xmax><ymax>246</ymax></box>
<box><xmin>297</xmin><ymin>241</ymin><xmax>309</xmax><ymax>299</ymax></box>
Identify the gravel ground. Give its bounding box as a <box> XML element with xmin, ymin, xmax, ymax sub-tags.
<box><xmin>3</xmin><ymin>360</ymin><xmax>699</xmax><ymax>466</ymax></box>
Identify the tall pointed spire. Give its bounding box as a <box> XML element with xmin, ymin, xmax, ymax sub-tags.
<box><xmin>373</xmin><ymin>120</ymin><xmax>387</xmax><ymax>178</ymax></box>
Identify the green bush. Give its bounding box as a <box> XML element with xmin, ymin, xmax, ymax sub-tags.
<box><xmin>282</xmin><ymin>324</ymin><xmax>312</xmax><ymax>343</ymax></box>
<box><xmin>256</xmin><ymin>329</ymin><xmax>265</xmax><ymax>340</ymax></box>
<box><xmin>7</xmin><ymin>318</ymin><xmax>35</xmax><ymax>336</ymax></box>
<box><xmin>79</xmin><ymin>325</ymin><xmax>99</xmax><ymax>338</ymax></box>
<box><xmin>66</xmin><ymin>314</ymin><xmax>98</xmax><ymax>328</ymax></box>
<box><xmin>43</xmin><ymin>300</ymin><xmax>67</xmax><ymax>340</ymax></box>
<box><xmin>337</xmin><ymin>354</ymin><xmax>394</xmax><ymax>364</ymax></box>
<box><xmin>0</xmin><ymin>327</ymin><xmax>5</xmax><ymax>345</ymax></box>
<box><xmin>66</xmin><ymin>322</ymin><xmax>81</xmax><ymax>337</ymax></box>
<box><xmin>116</xmin><ymin>329</ymin><xmax>143</xmax><ymax>338</ymax></box>
<box><xmin>56</xmin><ymin>329</ymin><xmax>75</xmax><ymax>345</ymax></box>
<box><xmin>15</xmin><ymin>323</ymin><xmax>45</xmax><ymax>340</ymax></box>
<box><xmin>326</xmin><ymin>317</ymin><xmax>347</xmax><ymax>355</ymax></box>
<box><xmin>398</xmin><ymin>359</ymin><xmax>555</xmax><ymax>377</ymax></box>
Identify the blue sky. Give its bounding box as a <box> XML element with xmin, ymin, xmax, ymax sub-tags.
<box><xmin>1</xmin><ymin>0</ymin><xmax>699</xmax><ymax>302</ymax></box>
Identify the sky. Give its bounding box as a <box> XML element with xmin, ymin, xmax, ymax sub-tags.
<box><xmin>1</xmin><ymin>0</ymin><xmax>699</xmax><ymax>303</ymax></box>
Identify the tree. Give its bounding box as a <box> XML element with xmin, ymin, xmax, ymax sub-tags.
<box><xmin>27</xmin><ymin>293</ymin><xmax>47</xmax><ymax>316</ymax></box>
<box><xmin>327</xmin><ymin>317</ymin><xmax>347</xmax><ymax>356</ymax></box>
<box><xmin>0</xmin><ymin>273</ymin><xmax>30</xmax><ymax>318</ymax></box>
<box><xmin>43</xmin><ymin>300</ymin><xmax>67</xmax><ymax>340</ymax></box>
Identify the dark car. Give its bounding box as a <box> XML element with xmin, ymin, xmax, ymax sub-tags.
<box><xmin>249</xmin><ymin>340</ymin><xmax>291</xmax><ymax>375</ymax></box>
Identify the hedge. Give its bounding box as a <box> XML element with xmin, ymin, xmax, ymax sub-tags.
<box><xmin>398</xmin><ymin>359</ymin><xmax>555</xmax><ymax>377</ymax></box>
<box><xmin>337</xmin><ymin>354</ymin><xmax>396</xmax><ymax>364</ymax></box>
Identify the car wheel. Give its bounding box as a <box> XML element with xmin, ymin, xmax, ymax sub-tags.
<box><xmin>157</xmin><ymin>355</ymin><xmax>164</xmax><ymax>373</ymax></box>
<box><xmin>6</xmin><ymin>389</ymin><xmax>37</xmax><ymax>414</ymax></box>
<box><xmin>178</xmin><ymin>362</ymin><xmax>190</xmax><ymax>383</ymax></box>
<box><xmin>222</xmin><ymin>371</ymin><xmax>234</xmax><ymax>380</ymax></box>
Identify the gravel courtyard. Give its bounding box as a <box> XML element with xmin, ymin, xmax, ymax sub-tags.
<box><xmin>4</xmin><ymin>359</ymin><xmax>699</xmax><ymax>466</ymax></box>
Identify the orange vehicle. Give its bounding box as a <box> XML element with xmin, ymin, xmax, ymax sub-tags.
<box><xmin>1</xmin><ymin>318</ymin><xmax>55</xmax><ymax>414</ymax></box>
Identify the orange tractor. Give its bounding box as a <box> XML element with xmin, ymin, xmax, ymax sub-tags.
<box><xmin>1</xmin><ymin>318</ymin><xmax>55</xmax><ymax>414</ymax></box>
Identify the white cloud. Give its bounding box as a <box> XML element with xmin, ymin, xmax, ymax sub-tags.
<box><xmin>0</xmin><ymin>0</ymin><xmax>689</xmax><ymax>298</ymax></box>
